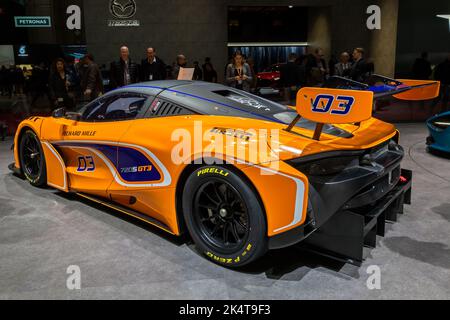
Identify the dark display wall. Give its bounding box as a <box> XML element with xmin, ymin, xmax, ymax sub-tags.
<box><xmin>82</xmin><ymin>0</ymin><xmax>398</xmax><ymax>82</ymax></box>
<box><xmin>1</xmin><ymin>0</ymin><xmax>407</xmax><ymax>79</ymax></box>
<box><xmin>228</xmin><ymin>6</ymin><xmax>308</xmax><ymax>43</ymax></box>
<box><xmin>0</xmin><ymin>0</ymin><xmax>85</xmax><ymax>45</ymax></box>
<box><xmin>395</xmin><ymin>0</ymin><xmax>450</xmax><ymax>77</ymax></box>
<box><xmin>0</xmin><ymin>0</ymin><xmax>28</xmax><ymax>44</ymax></box>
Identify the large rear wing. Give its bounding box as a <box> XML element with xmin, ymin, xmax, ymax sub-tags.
<box><xmin>285</xmin><ymin>75</ymin><xmax>440</xmax><ymax>140</ymax></box>
<box><xmin>325</xmin><ymin>74</ymin><xmax>440</xmax><ymax>100</ymax></box>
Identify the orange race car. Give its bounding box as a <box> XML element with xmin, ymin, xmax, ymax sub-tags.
<box><xmin>9</xmin><ymin>76</ymin><xmax>439</xmax><ymax>267</ymax></box>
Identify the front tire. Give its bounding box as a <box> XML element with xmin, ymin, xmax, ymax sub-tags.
<box><xmin>182</xmin><ymin>166</ymin><xmax>267</xmax><ymax>267</ymax></box>
<box><xmin>19</xmin><ymin>129</ymin><xmax>47</xmax><ymax>187</ymax></box>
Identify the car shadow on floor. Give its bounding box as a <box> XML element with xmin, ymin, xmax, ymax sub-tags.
<box><xmin>427</xmin><ymin>147</ymin><xmax>450</xmax><ymax>159</ymax></box>
<box><xmin>55</xmin><ymin>189</ymin><xmax>362</xmax><ymax>280</ymax></box>
<box><xmin>432</xmin><ymin>203</ymin><xmax>450</xmax><ymax>223</ymax></box>
<box><xmin>240</xmin><ymin>247</ymin><xmax>351</xmax><ymax>280</ymax></box>
<box><xmin>55</xmin><ymin>188</ymin><xmax>367</xmax><ymax>280</ymax></box>
<box><xmin>55</xmin><ymin>191</ymin><xmax>186</xmax><ymax>247</ymax></box>
<box><xmin>41</xmin><ymin>185</ymin><xmax>364</xmax><ymax>281</ymax></box>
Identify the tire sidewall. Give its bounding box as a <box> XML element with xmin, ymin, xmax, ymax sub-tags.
<box><xmin>182</xmin><ymin>166</ymin><xmax>267</xmax><ymax>267</ymax></box>
<box><xmin>19</xmin><ymin>130</ymin><xmax>47</xmax><ymax>186</ymax></box>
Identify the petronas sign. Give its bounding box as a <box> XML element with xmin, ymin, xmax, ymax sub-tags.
<box><xmin>14</xmin><ymin>16</ymin><xmax>52</xmax><ymax>28</ymax></box>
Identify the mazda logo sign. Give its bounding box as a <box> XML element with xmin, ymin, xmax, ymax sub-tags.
<box><xmin>110</xmin><ymin>0</ymin><xmax>137</xmax><ymax>19</ymax></box>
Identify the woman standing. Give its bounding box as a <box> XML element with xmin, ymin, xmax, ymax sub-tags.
<box><xmin>49</xmin><ymin>58</ymin><xmax>73</xmax><ymax>110</ymax></box>
<box><xmin>226</xmin><ymin>52</ymin><xmax>253</xmax><ymax>91</ymax></box>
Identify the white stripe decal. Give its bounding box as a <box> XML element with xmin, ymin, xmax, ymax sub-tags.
<box><xmin>254</xmin><ymin>165</ymin><xmax>305</xmax><ymax>233</ymax></box>
<box><xmin>201</xmin><ymin>155</ymin><xmax>306</xmax><ymax>233</ymax></box>
<box><xmin>54</xmin><ymin>140</ymin><xmax>172</xmax><ymax>188</ymax></box>
<box><xmin>52</xmin><ymin>141</ymin><xmax>303</xmax><ymax>231</ymax></box>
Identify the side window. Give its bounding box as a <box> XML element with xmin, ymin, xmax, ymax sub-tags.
<box><xmin>81</xmin><ymin>97</ymin><xmax>109</xmax><ymax>121</ymax></box>
<box><xmin>82</xmin><ymin>93</ymin><xmax>148</xmax><ymax>122</ymax></box>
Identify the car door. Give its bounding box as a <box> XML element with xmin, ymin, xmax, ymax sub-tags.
<box><xmin>104</xmin><ymin>96</ymin><xmax>197</xmax><ymax>226</ymax></box>
<box><xmin>41</xmin><ymin>92</ymin><xmax>150</xmax><ymax>198</ymax></box>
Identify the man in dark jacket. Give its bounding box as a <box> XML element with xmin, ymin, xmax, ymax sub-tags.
<box><xmin>349</xmin><ymin>47</ymin><xmax>369</xmax><ymax>82</ymax></box>
<box><xmin>193</xmin><ymin>61</ymin><xmax>203</xmax><ymax>80</ymax></box>
<box><xmin>140</xmin><ymin>47</ymin><xmax>166</xmax><ymax>81</ymax></box>
<box><xmin>172</xmin><ymin>54</ymin><xmax>187</xmax><ymax>80</ymax></box>
<box><xmin>434</xmin><ymin>54</ymin><xmax>450</xmax><ymax>112</ymax></box>
<box><xmin>305</xmin><ymin>48</ymin><xmax>328</xmax><ymax>86</ymax></box>
<box><xmin>80</xmin><ymin>54</ymin><xmax>103</xmax><ymax>102</ymax></box>
<box><xmin>110</xmin><ymin>46</ymin><xmax>139</xmax><ymax>89</ymax></box>
<box><xmin>280</xmin><ymin>53</ymin><xmax>305</xmax><ymax>87</ymax></box>
<box><xmin>280</xmin><ymin>53</ymin><xmax>305</xmax><ymax>103</ymax></box>
<box><xmin>202</xmin><ymin>57</ymin><xmax>218</xmax><ymax>83</ymax></box>
<box><xmin>412</xmin><ymin>52</ymin><xmax>432</xmax><ymax>80</ymax></box>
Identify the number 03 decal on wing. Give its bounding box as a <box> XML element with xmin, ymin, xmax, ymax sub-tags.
<box><xmin>296</xmin><ymin>87</ymin><xmax>374</xmax><ymax>124</ymax></box>
<box><xmin>311</xmin><ymin>94</ymin><xmax>355</xmax><ymax>115</ymax></box>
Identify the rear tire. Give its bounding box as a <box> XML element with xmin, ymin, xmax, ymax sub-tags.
<box><xmin>182</xmin><ymin>165</ymin><xmax>267</xmax><ymax>267</ymax></box>
<box><xmin>19</xmin><ymin>129</ymin><xmax>47</xmax><ymax>187</ymax></box>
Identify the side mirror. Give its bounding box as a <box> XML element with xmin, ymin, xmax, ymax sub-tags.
<box><xmin>52</xmin><ymin>107</ymin><xmax>66</xmax><ymax>118</ymax></box>
<box><xmin>65</xmin><ymin>112</ymin><xmax>82</xmax><ymax>121</ymax></box>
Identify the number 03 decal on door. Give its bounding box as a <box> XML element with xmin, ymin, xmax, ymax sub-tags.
<box><xmin>77</xmin><ymin>156</ymin><xmax>95</xmax><ymax>172</ymax></box>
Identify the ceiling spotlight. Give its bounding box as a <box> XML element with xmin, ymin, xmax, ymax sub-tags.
<box><xmin>288</xmin><ymin>5</ymin><xmax>293</xmax><ymax>9</ymax></box>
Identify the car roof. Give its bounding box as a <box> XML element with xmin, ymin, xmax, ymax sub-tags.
<box><xmin>134</xmin><ymin>80</ymin><xmax>194</xmax><ymax>89</ymax></box>
<box><xmin>105</xmin><ymin>80</ymin><xmax>192</xmax><ymax>96</ymax></box>
<box><xmin>107</xmin><ymin>80</ymin><xmax>287</xmax><ymax>121</ymax></box>
<box><xmin>156</xmin><ymin>81</ymin><xmax>286</xmax><ymax>119</ymax></box>
<box><xmin>97</xmin><ymin>81</ymin><xmax>352</xmax><ymax>138</ymax></box>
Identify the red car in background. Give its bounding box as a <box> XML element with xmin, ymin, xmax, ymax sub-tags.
<box><xmin>256</xmin><ymin>63</ymin><xmax>283</xmax><ymax>88</ymax></box>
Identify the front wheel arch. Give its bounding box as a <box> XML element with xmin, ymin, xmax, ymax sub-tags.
<box><xmin>18</xmin><ymin>128</ymin><xmax>47</xmax><ymax>187</ymax></box>
<box><xmin>16</xmin><ymin>126</ymin><xmax>36</xmax><ymax>175</ymax></box>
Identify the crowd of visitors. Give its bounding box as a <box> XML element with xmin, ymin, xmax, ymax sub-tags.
<box><xmin>411</xmin><ymin>51</ymin><xmax>450</xmax><ymax>112</ymax></box>
<box><xmin>0</xmin><ymin>46</ymin><xmax>222</xmax><ymax>111</ymax></box>
<box><xmin>0</xmin><ymin>45</ymin><xmax>448</xmax><ymax>113</ymax></box>
<box><xmin>0</xmin><ymin>65</ymin><xmax>26</xmax><ymax>98</ymax></box>
<box><xmin>432</xmin><ymin>54</ymin><xmax>450</xmax><ymax>112</ymax></box>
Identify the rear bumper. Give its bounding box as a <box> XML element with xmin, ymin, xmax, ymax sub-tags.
<box><xmin>269</xmin><ymin>169</ymin><xmax>412</xmax><ymax>262</ymax></box>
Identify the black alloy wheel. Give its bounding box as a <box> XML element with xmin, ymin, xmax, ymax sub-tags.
<box><xmin>19</xmin><ymin>130</ymin><xmax>47</xmax><ymax>186</ymax></box>
<box><xmin>193</xmin><ymin>179</ymin><xmax>249</xmax><ymax>253</ymax></box>
<box><xmin>182</xmin><ymin>166</ymin><xmax>267</xmax><ymax>267</ymax></box>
